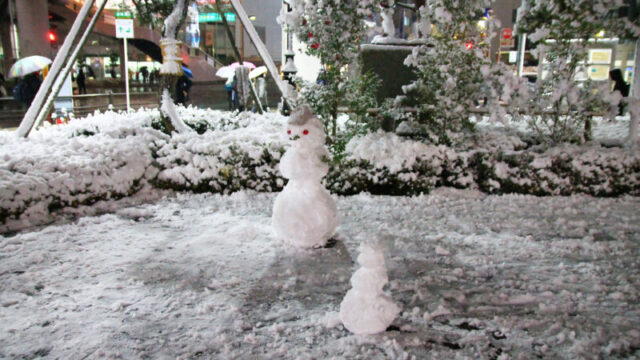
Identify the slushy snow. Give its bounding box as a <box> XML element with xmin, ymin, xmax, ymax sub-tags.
<box><xmin>272</xmin><ymin>105</ymin><xmax>338</xmax><ymax>248</ymax></box>
<box><xmin>340</xmin><ymin>242</ymin><xmax>400</xmax><ymax>334</ymax></box>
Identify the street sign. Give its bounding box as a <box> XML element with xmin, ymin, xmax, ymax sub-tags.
<box><xmin>115</xmin><ymin>11</ymin><xmax>133</xmax><ymax>19</ymax></box>
<box><xmin>500</xmin><ymin>28</ymin><xmax>514</xmax><ymax>48</ymax></box>
<box><xmin>115</xmin><ymin>19</ymin><xmax>134</xmax><ymax>39</ymax></box>
<box><xmin>500</xmin><ymin>38</ymin><xmax>515</xmax><ymax>48</ymax></box>
<box><xmin>199</xmin><ymin>12</ymin><xmax>236</xmax><ymax>23</ymax></box>
<box><xmin>501</xmin><ymin>28</ymin><xmax>513</xmax><ymax>39</ymax></box>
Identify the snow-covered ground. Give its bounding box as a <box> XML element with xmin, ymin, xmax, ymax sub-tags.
<box><xmin>1</xmin><ymin>188</ymin><xmax>639</xmax><ymax>359</ymax></box>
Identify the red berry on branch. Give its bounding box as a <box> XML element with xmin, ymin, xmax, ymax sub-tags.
<box><xmin>324</xmin><ymin>19</ymin><xmax>331</xmax><ymax>25</ymax></box>
<box><xmin>308</xmin><ymin>32</ymin><xmax>313</xmax><ymax>38</ymax></box>
<box><xmin>302</xmin><ymin>19</ymin><xmax>307</xmax><ymax>25</ymax></box>
<box><xmin>310</xmin><ymin>42</ymin><xmax>319</xmax><ymax>49</ymax></box>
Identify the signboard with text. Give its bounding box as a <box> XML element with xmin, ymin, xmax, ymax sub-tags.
<box><xmin>199</xmin><ymin>12</ymin><xmax>236</xmax><ymax>23</ymax></box>
<box><xmin>114</xmin><ymin>11</ymin><xmax>133</xmax><ymax>19</ymax></box>
<box><xmin>500</xmin><ymin>28</ymin><xmax>514</xmax><ymax>48</ymax></box>
<box><xmin>115</xmin><ymin>19</ymin><xmax>134</xmax><ymax>38</ymax></box>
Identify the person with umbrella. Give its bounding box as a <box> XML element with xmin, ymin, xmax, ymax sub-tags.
<box><xmin>175</xmin><ymin>65</ymin><xmax>193</xmax><ymax>106</ymax></box>
<box><xmin>216</xmin><ymin>62</ymin><xmax>256</xmax><ymax>111</ymax></box>
<box><xmin>9</xmin><ymin>55</ymin><xmax>50</xmax><ymax>106</ymax></box>
<box><xmin>13</xmin><ymin>72</ymin><xmax>42</xmax><ymax>106</ymax></box>
<box><xmin>225</xmin><ymin>75</ymin><xmax>236</xmax><ymax>110</ymax></box>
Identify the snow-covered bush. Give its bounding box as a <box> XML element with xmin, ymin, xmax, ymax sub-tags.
<box><xmin>0</xmin><ymin>111</ymin><xmax>162</xmax><ymax>229</ymax></box>
<box><xmin>332</xmin><ymin>131</ymin><xmax>640</xmax><ymax>197</ymax></box>
<box><xmin>399</xmin><ymin>0</ymin><xmax>526</xmax><ymax>146</ymax></box>
<box><xmin>279</xmin><ymin>0</ymin><xmax>382</xmax><ymax>138</ymax></box>
<box><xmin>1</xmin><ymin>109</ymin><xmax>638</xmax><ymax>231</ymax></box>
<box><xmin>516</xmin><ymin>0</ymin><xmax>640</xmax><ymax>144</ymax></box>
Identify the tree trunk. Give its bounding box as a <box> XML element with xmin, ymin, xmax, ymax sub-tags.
<box><xmin>159</xmin><ymin>0</ymin><xmax>190</xmax><ymax>133</ymax></box>
<box><xmin>159</xmin><ymin>75</ymin><xmax>178</xmax><ymax>133</ymax></box>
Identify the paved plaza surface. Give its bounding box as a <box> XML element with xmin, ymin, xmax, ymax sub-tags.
<box><xmin>1</xmin><ymin>189</ymin><xmax>639</xmax><ymax>359</ymax></box>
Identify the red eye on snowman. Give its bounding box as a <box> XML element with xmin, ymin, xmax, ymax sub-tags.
<box><xmin>287</xmin><ymin>129</ymin><xmax>291</xmax><ymax>135</ymax></box>
<box><xmin>303</xmin><ymin>129</ymin><xmax>309</xmax><ymax>135</ymax></box>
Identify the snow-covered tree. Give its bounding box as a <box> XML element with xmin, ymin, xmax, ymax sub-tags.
<box><xmin>400</xmin><ymin>0</ymin><xmax>522</xmax><ymax>145</ymax></box>
<box><xmin>516</xmin><ymin>0</ymin><xmax>640</xmax><ymax>144</ymax></box>
<box><xmin>278</xmin><ymin>0</ymin><xmax>382</xmax><ymax>139</ymax></box>
<box><xmin>131</xmin><ymin>0</ymin><xmax>192</xmax><ymax>134</ymax></box>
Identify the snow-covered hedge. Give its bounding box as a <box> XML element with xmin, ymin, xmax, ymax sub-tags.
<box><xmin>328</xmin><ymin>131</ymin><xmax>640</xmax><ymax>196</ymax></box>
<box><xmin>152</xmin><ymin>115</ymin><xmax>286</xmax><ymax>193</ymax></box>
<box><xmin>1</xmin><ymin>108</ymin><xmax>638</xmax><ymax>231</ymax></box>
<box><xmin>0</xmin><ymin>112</ymin><xmax>161</xmax><ymax>229</ymax></box>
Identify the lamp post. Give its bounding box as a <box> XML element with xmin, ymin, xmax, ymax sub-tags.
<box><xmin>281</xmin><ymin>1</ymin><xmax>297</xmax><ymax>114</ymax></box>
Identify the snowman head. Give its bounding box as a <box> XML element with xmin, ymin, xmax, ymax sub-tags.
<box><xmin>286</xmin><ymin>105</ymin><xmax>326</xmax><ymax>148</ymax></box>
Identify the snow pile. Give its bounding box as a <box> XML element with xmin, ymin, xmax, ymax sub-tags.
<box><xmin>272</xmin><ymin>106</ymin><xmax>338</xmax><ymax>248</ymax></box>
<box><xmin>0</xmin><ymin>110</ymin><xmax>161</xmax><ymax>230</ymax></box>
<box><xmin>340</xmin><ymin>243</ymin><xmax>400</xmax><ymax>334</ymax></box>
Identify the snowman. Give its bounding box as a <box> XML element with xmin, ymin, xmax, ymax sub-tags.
<box><xmin>272</xmin><ymin>105</ymin><xmax>338</xmax><ymax>248</ymax></box>
<box><xmin>340</xmin><ymin>243</ymin><xmax>400</xmax><ymax>334</ymax></box>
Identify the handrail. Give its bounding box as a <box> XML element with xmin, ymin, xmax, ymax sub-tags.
<box><xmin>185</xmin><ymin>43</ymin><xmax>226</xmax><ymax>69</ymax></box>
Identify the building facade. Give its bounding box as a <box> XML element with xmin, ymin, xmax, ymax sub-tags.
<box><xmin>0</xmin><ymin>0</ymin><xmax>283</xmax><ymax>83</ymax></box>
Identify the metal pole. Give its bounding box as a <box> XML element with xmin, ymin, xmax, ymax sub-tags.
<box><xmin>33</xmin><ymin>0</ymin><xmax>108</xmax><ymax>131</ymax></box>
<box><xmin>516</xmin><ymin>33</ymin><xmax>527</xmax><ymax>77</ymax></box>
<box><xmin>628</xmin><ymin>39</ymin><xmax>639</xmax><ymax>145</ymax></box>
<box><xmin>229</xmin><ymin>0</ymin><xmax>293</xmax><ymax>110</ymax></box>
<box><xmin>7</xmin><ymin>0</ymin><xmax>19</xmax><ymax>59</ymax></box>
<box><xmin>124</xmin><ymin>37</ymin><xmax>131</xmax><ymax>111</ymax></box>
<box><xmin>16</xmin><ymin>0</ymin><xmax>97</xmax><ymax>137</ymax></box>
<box><xmin>214</xmin><ymin>1</ymin><xmax>263</xmax><ymax>113</ymax></box>
<box><xmin>632</xmin><ymin>40</ymin><xmax>640</xmax><ymax>98</ymax></box>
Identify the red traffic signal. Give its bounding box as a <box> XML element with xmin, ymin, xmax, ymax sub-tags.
<box><xmin>47</xmin><ymin>30</ymin><xmax>57</xmax><ymax>43</ymax></box>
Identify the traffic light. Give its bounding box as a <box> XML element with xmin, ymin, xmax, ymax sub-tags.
<box><xmin>47</xmin><ymin>29</ymin><xmax>57</xmax><ymax>44</ymax></box>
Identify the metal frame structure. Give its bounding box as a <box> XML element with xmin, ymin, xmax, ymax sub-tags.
<box><xmin>16</xmin><ymin>0</ymin><xmax>106</xmax><ymax>137</ymax></box>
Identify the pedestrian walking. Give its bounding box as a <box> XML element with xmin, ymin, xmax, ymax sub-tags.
<box><xmin>609</xmin><ymin>68</ymin><xmax>629</xmax><ymax>116</ymax></box>
<box><xmin>175</xmin><ymin>73</ymin><xmax>193</xmax><ymax>106</ymax></box>
<box><xmin>13</xmin><ymin>72</ymin><xmax>42</xmax><ymax>106</ymax></box>
<box><xmin>225</xmin><ymin>75</ymin><xmax>235</xmax><ymax>110</ymax></box>
<box><xmin>76</xmin><ymin>67</ymin><xmax>87</xmax><ymax>94</ymax></box>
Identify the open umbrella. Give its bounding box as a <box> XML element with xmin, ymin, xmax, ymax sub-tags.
<box><xmin>229</xmin><ymin>61</ymin><xmax>256</xmax><ymax>70</ymax></box>
<box><xmin>182</xmin><ymin>66</ymin><xmax>193</xmax><ymax>78</ymax></box>
<box><xmin>215</xmin><ymin>66</ymin><xmax>235</xmax><ymax>79</ymax></box>
<box><xmin>249</xmin><ymin>65</ymin><xmax>267</xmax><ymax>79</ymax></box>
<box><xmin>9</xmin><ymin>55</ymin><xmax>52</xmax><ymax>78</ymax></box>
<box><xmin>215</xmin><ymin>61</ymin><xmax>257</xmax><ymax>79</ymax></box>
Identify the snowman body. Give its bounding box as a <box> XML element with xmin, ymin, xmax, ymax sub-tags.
<box><xmin>340</xmin><ymin>244</ymin><xmax>400</xmax><ymax>334</ymax></box>
<box><xmin>272</xmin><ymin>106</ymin><xmax>338</xmax><ymax>248</ymax></box>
